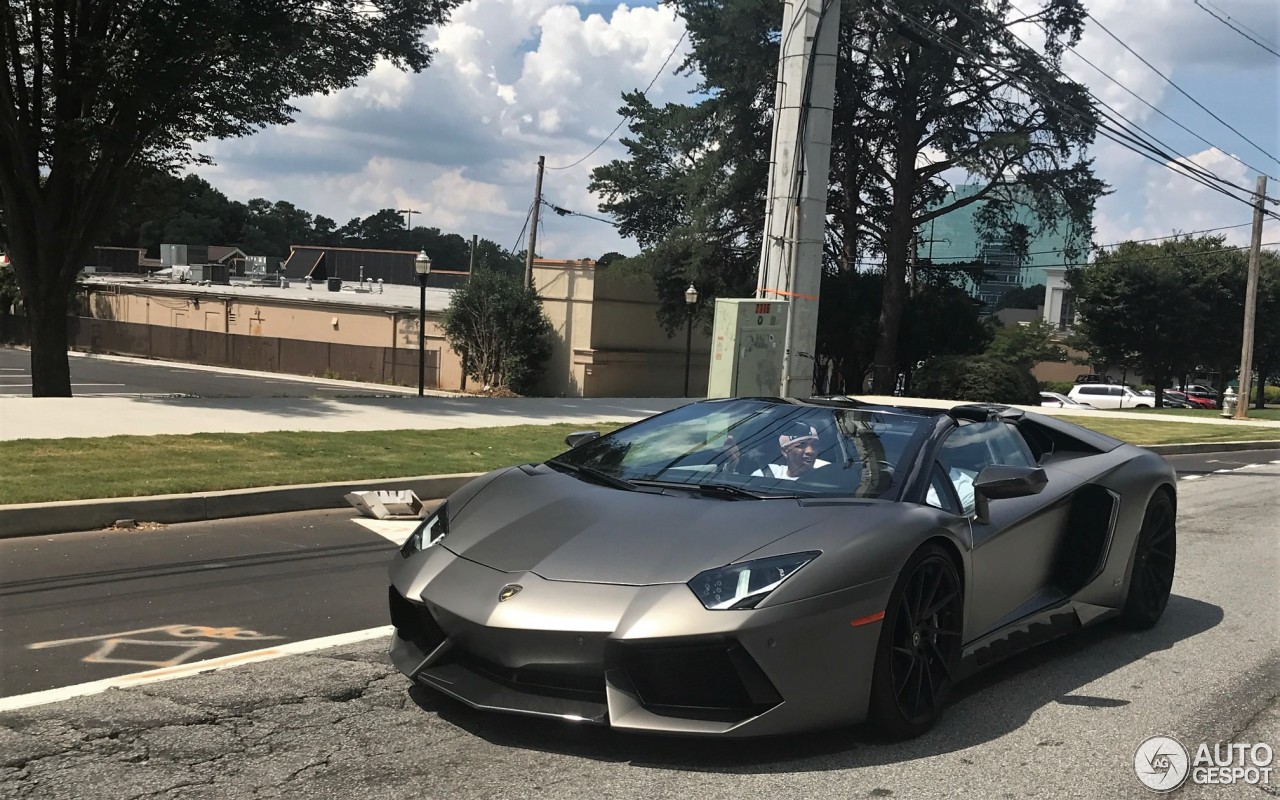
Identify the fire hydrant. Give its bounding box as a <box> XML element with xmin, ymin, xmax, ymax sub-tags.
<box><xmin>1221</xmin><ymin>387</ymin><xmax>1237</xmax><ymax>418</ymax></box>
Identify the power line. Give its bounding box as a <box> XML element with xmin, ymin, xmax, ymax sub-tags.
<box><xmin>924</xmin><ymin>241</ymin><xmax>1277</xmax><ymax>270</ymax></box>
<box><xmin>509</xmin><ymin>200</ymin><xmax>534</xmax><ymax>254</ymax></box>
<box><xmin>938</xmin><ymin>0</ymin><xmax>1265</xmax><ymax>201</ymax></box>
<box><xmin>890</xmin><ymin>1</ymin><xmax>1277</xmax><ymax>215</ymax></box>
<box><xmin>542</xmin><ymin>198</ymin><xmax>758</xmax><ymax>253</ymax></box>
<box><xmin>1007</xmin><ymin>1</ymin><xmax>1273</xmax><ymax>180</ymax></box>
<box><xmin>545</xmin><ymin>30</ymin><xmax>689</xmax><ymax>172</ymax></box>
<box><xmin>1194</xmin><ymin>0</ymin><xmax>1280</xmax><ymax>58</ymax></box>
<box><xmin>927</xmin><ymin>222</ymin><xmax>1256</xmax><ymax>262</ymax></box>
<box><xmin>1085</xmin><ymin>11</ymin><xmax>1280</xmax><ymax>169</ymax></box>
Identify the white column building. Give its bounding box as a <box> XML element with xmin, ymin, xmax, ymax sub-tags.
<box><xmin>1042</xmin><ymin>267</ymin><xmax>1074</xmax><ymax>330</ymax></box>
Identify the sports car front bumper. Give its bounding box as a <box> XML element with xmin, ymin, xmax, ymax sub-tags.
<box><xmin>389</xmin><ymin>545</ymin><xmax>891</xmax><ymax>736</ymax></box>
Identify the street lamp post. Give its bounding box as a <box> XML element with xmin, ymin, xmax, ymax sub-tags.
<box><xmin>683</xmin><ymin>283</ymin><xmax>698</xmax><ymax>397</ymax></box>
<box><xmin>414</xmin><ymin>250</ymin><xmax>432</xmax><ymax>396</ymax></box>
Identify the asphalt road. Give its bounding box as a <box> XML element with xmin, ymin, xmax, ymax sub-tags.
<box><xmin>0</xmin><ymin>347</ymin><xmax>407</xmax><ymax>397</ymax></box>
<box><xmin>0</xmin><ymin>509</ymin><xmax>404</xmax><ymax>697</ymax></box>
<box><xmin>0</xmin><ymin>450</ymin><xmax>1276</xmax><ymax>798</ymax></box>
<box><xmin>1</xmin><ymin>449</ymin><xmax>1276</xmax><ymax>701</ymax></box>
<box><xmin>0</xmin><ymin>453</ymin><xmax>1274</xmax><ymax>793</ymax></box>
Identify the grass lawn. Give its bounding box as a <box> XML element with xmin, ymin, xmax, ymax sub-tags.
<box><xmin>1129</xmin><ymin>406</ymin><xmax>1280</xmax><ymax>421</ymax></box>
<box><xmin>0</xmin><ymin>423</ymin><xmax>624</xmax><ymax>505</ymax></box>
<box><xmin>1055</xmin><ymin>417</ymin><xmax>1280</xmax><ymax>445</ymax></box>
<box><xmin>2</xmin><ymin>416</ymin><xmax>1277</xmax><ymax>505</ymax></box>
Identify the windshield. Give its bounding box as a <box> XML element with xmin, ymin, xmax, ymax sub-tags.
<box><xmin>549</xmin><ymin>400</ymin><xmax>932</xmax><ymax>499</ymax></box>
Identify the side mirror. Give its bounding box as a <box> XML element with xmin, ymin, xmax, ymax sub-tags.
<box><xmin>972</xmin><ymin>465</ymin><xmax>1048</xmax><ymax>524</ymax></box>
<box><xmin>564</xmin><ymin>430</ymin><xmax>601</xmax><ymax>449</ymax></box>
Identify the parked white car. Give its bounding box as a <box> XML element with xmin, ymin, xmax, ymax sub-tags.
<box><xmin>1067</xmin><ymin>384</ymin><xmax>1152</xmax><ymax>409</ymax></box>
<box><xmin>1039</xmin><ymin>391</ymin><xmax>1095</xmax><ymax>409</ymax></box>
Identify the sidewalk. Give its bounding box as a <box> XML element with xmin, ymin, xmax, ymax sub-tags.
<box><xmin>0</xmin><ymin>394</ymin><xmax>693</xmax><ymax>441</ymax></box>
<box><xmin>3</xmin><ymin>391</ymin><xmax>1278</xmax><ymax>441</ymax></box>
<box><xmin>3</xmin><ymin>390</ymin><xmax>1278</xmax><ymax>537</ymax></box>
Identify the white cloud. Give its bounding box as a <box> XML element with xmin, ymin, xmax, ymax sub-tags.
<box><xmin>200</xmin><ymin>0</ymin><xmax>1274</xmax><ymax>263</ymax></box>
<box><xmin>202</xmin><ymin>0</ymin><xmax>694</xmax><ymax>259</ymax></box>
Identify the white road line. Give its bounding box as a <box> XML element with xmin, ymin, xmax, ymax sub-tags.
<box><xmin>0</xmin><ymin>383</ymin><xmax>127</xmax><ymax>388</ymax></box>
<box><xmin>0</xmin><ymin>626</ymin><xmax>394</xmax><ymax>713</ymax></box>
<box><xmin>1181</xmin><ymin>475</ymin><xmax>1202</xmax><ymax>481</ymax></box>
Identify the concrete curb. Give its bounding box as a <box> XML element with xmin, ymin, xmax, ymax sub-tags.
<box><xmin>4</xmin><ymin>440</ymin><xmax>1277</xmax><ymax>539</ymax></box>
<box><xmin>0</xmin><ymin>472</ymin><xmax>484</xmax><ymax>539</ymax></box>
<box><xmin>1142</xmin><ymin>440</ymin><xmax>1280</xmax><ymax>456</ymax></box>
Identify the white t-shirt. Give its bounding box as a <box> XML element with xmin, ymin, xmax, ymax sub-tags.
<box><xmin>926</xmin><ymin>467</ymin><xmax>977</xmax><ymax>514</ymax></box>
<box><xmin>752</xmin><ymin>459</ymin><xmax>831</xmax><ymax>481</ymax></box>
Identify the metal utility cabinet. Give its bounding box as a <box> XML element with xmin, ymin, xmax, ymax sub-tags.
<box><xmin>707</xmin><ymin>298</ymin><xmax>790</xmax><ymax>398</ymax></box>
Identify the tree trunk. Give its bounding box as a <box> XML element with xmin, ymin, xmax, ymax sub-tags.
<box><xmin>27</xmin><ymin>287</ymin><xmax>73</xmax><ymax>396</ymax></box>
<box><xmin>870</xmin><ymin>105</ymin><xmax>919</xmax><ymax>395</ymax></box>
<box><xmin>871</xmin><ymin>223</ymin><xmax>911</xmax><ymax>394</ymax></box>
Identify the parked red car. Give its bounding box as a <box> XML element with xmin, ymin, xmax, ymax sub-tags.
<box><xmin>1166</xmin><ymin>391</ymin><xmax>1215</xmax><ymax>409</ymax></box>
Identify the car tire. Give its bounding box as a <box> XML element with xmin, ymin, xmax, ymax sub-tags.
<box><xmin>867</xmin><ymin>544</ymin><xmax>963</xmax><ymax>740</ymax></box>
<box><xmin>1119</xmin><ymin>492</ymin><xmax>1176</xmax><ymax>630</ymax></box>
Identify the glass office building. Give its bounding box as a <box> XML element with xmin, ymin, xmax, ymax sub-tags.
<box><xmin>918</xmin><ymin>184</ymin><xmax>1088</xmax><ymax>313</ymax></box>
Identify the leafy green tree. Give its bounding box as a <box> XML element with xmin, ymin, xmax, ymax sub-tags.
<box><xmin>815</xmin><ymin>270</ymin><xmax>989</xmax><ymax>393</ymax></box>
<box><xmin>986</xmin><ymin>318</ymin><xmax>1067</xmax><ymax>370</ymax></box>
<box><xmin>442</xmin><ymin>271</ymin><xmax>554</xmax><ymax>395</ymax></box>
<box><xmin>914</xmin><ymin>355</ymin><xmax>1040</xmax><ymax>404</ymax></box>
<box><xmin>1</xmin><ymin>0</ymin><xmax>463</xmax><ymax>396</ymax></box>
<box><xmin>591</xmin><ymin>0</ymin><xmax>1103</xmax><ymax>393</ymax></box>
<box><xmin>1068</xmin><ymin>236</ymin><xmax>1244</xmax><ymax>405</ymax></box>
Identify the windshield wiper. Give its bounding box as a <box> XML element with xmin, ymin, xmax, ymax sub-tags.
<box><xmin>629</xmin><ymin>479</ymin><xmax>800</xmax><ymax>500</ymax></box>
<box><xmin>546</xmin><ymin>459</ymin><xmax>638</xmax><ymax>491</ymax></box>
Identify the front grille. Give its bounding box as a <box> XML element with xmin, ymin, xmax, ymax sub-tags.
<box><xmin>451</xmin><ymin>651</ymin><xmax>607</xmax><ymax>701</ymax></box>
<box><xmin>611</xmin><ymin>641</ymin><xmax>782</xmax><ymax>722</ymax></box>
<box><xmin>389</xmin><ymin>587</ymin><xmax>446</xmax><ymax>654</ymax></box>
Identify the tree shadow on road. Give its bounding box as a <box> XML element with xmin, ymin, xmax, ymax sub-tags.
<box><xmin>408</xmin><ymin>594</ymin><xmax>1223</xmax><ymax>773</ymax></box>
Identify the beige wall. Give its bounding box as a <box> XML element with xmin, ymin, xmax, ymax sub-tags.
<box><xmin>533</xmin><ymin>262</ymin><xmax>596</xmax><ymax>397</ymax></box>
<box><xmin>83</xmin><ymin>265</ymin><xmax>716</xmax><ymax>398</ymax></box>
<box><xmin>533</xmin><ymin>260</ymin><xmax>711</xmax><ymax>398</ymax></box>
<box><xmin>84</xmin><ymin>286</ymin><xmax>465</xmax><ymax>390</ymax></box>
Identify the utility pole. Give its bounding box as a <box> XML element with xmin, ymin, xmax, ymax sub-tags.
<box><xmin>397</xmin><ymin>208</ymin><xmax>420</xmax><ymax>230</ymax></box>
<box><xmin>469</xmin><ymin>234</ymin><xmax>478</xmax><ymax>273</ymax></box>
<box><xmin>524</xmin><ymin>156</ymin><xmax>545</xmax><ymax>289</ymax></box>
<box><xmin>1234</xmin><ymin>175</ymin><xmax>1267</xmax><ymax>420</ymax></box>
<box><xmin>756</xmin><ymin>0</ymin><xmax>840</xmax><ymax>397</ymax></box>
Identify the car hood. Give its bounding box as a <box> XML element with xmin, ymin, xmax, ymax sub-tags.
<box><xmin>441</xmin><ymin>466</ymin><xmax>888</xmax><ymax>585</ymax></box>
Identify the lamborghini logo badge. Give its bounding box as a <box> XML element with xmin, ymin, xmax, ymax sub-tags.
<box><xmin>498</xmin><ymin>584</ymin><xmax>523</xmax><ymax>602</ymax></box>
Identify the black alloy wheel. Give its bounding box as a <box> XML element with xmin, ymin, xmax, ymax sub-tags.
<box><xmin>1120</xmin><ymin>492</ymin><xmax>1177</xmax><ymax>629</ymax></box>
<box><xmin>868</xmin><ymin>544</ymin><xmax>964</xmax><ymax>739</ymax></box>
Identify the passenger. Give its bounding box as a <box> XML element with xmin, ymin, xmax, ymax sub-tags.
<box><xmin>752</xmin><ymin>422</ymin><xmax>831</xmax><ymax>480</ymax></box>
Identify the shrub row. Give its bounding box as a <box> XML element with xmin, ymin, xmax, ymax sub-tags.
<box><xmin>914</xmin><ymin>356</ymin><xmax>1040</xmax><ymax>405</ymax></box>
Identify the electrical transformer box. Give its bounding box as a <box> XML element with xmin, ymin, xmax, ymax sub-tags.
<box><xmin>706</xmin><ymin>298</ymin><xmax>790</xmax><ymax>398</ymax></box>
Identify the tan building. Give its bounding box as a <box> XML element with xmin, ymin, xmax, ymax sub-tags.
<box><xmin>67</xmin><ymin>256</ymin><xmax>712</xmax><ymax>397</ymax></box>
<box><xmin>534</xmin><ymin>259</ymin><xmax>711</xmax><ymax>398</ymax></box>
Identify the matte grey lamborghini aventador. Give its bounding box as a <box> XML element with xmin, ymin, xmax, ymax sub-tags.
<box><xmin>388</xmin><ymin>397</ymin><xmax>1177</xmax><ymax>738</ymax></box>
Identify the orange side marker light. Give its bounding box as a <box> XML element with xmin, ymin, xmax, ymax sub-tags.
<box><xmin>850</xmin><ymin>610</ymin><xmax>885</xmax><ymax>627</ymax></box>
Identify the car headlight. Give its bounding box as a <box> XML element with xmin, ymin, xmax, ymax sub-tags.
<box><xmin>400</xmin><ymin>504</ymin><xmax>448</xmax><ymax>557</ymax></box>
<box><xmin>688</xmin><ymin>552</ymin><xmax>820</xmax><ymax>610</ymax></box>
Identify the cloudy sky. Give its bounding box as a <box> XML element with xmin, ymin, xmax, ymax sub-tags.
<box><xmin>201</xmin><ymin>0</ymin><xmax>1279</xmax><ymax>267</ymax></box>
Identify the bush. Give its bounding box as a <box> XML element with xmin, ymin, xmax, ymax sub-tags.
<box><xmin>442</xmin><ymin>271</ymin><xmax>554</xmax><ymax>395</ymax></box>
<box><xmin>1039</xmin><ymin>380</ymin><xmax>1074</xmax><ymax>395</ymax></box>
<box><xmin>914</xmin><ymin>355</ymin><xmax>1040</xmax><ymax>405</ymax></box>
<box><xmin>1266</xmin><ymin>385</ymin><xmax>1280</xmax><ymax>405</ymax></box>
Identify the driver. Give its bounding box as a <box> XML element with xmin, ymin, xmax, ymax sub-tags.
<box><xmin>752</xmin><ymin>422</ymin><xmax>831</xmax><ymax>481</ymax></box>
